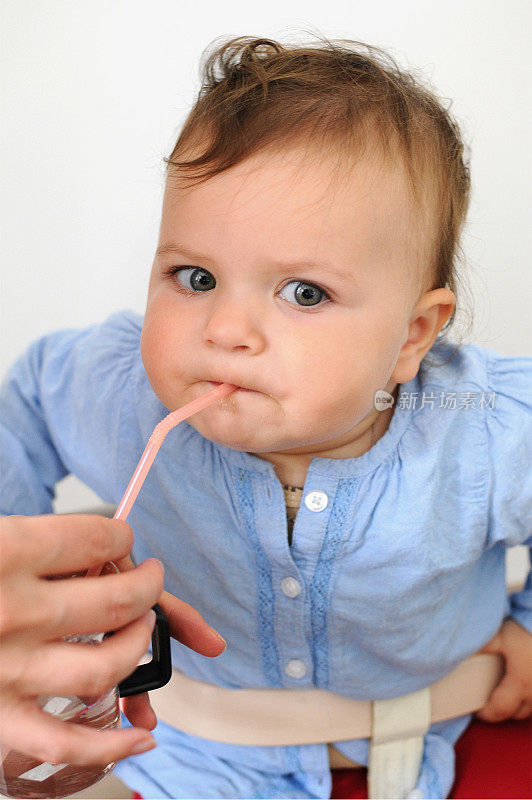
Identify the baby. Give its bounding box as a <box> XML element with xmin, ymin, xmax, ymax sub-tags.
<box><xmin>1</xmin><ymin>34</ymin><xmax>531</xmax><ymax>800</ymax></box>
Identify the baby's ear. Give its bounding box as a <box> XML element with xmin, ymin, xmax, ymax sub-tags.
<box><xmin>392</xmin><ymin>288</ymin><xmax>455</xmax><ymax>382</ymax></box>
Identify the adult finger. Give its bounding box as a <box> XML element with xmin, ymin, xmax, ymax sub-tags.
<box><xmin>113</xmin><ymin>552</ymin><xmax>137</xmax><ymax>573</ymax></box>
<box><xmin>4</xmin><ymin>699</ymin><xmax>156</xmax><ymax>767</ymax></box>
<box><xmin>112</xmin><ymin>560</ymin><xmax>227</xmax><ymax>657</ymax></box>
<box><xmin>35</xmin><ymin>558</ymin><xmax>164</xmax><ymax>638</ymax></box>
<box><xmin>157</xmin><ymin>589</ymin><xmax>226</xmax><ymax>657</ymax></box>
<box><xmin>0</xmin><ymin>514</ymin><xmax>135</xmax><ymax>577</ymax></box>
<box><xmin>121</xmin><ymin>693</ymin><xmax>157</xmax><ymax>731</ymax></box>
<box><xmin>13</xmin><ymin>610</ymin><xmax>156</xmax><ymax>698</ymax></box>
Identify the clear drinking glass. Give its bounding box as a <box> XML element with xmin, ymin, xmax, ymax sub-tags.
<box><xmin>0</xmin><ymin>562</ymin><xmax>171</xmax><ymax>799</ymax></box>
<box><xmin>0</xmin><ymin>681</ymin><xmax>120</xmax><ymax>799</ymax></box>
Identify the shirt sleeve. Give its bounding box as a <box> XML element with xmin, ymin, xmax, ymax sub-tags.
<box><xmin>0</xmin><ymin>311</ymin><xmax>141</xmax><ymax>517</ymax></box>
<box><xmin>484</xmin><ymin>351</ymin><xmax>532</xmax><ymax>633</ymax></box>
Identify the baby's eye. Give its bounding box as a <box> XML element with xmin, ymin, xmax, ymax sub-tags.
<box><xmin>278</xmin><ymin>280</ymin><xmax>329</xmax><ymax>308</ymax></box>
<box><xmin>174</xmin><ymin>267</ymin><xmax>215</xmax><ymax>292</ymax></box>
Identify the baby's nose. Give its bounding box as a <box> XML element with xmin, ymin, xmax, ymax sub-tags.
<box><xmin>201</xmin><ymin>298</ymin><xmax>266</xmax><ymax>354</ymax></box>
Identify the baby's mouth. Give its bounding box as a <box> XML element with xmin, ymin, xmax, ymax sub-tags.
<box><xmin>206</xmin><ymin>381</ymin><xmax>255</xmax><ymax>393</ymax></box>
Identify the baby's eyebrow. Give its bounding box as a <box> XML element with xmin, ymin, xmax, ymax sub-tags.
<box><xmin>156</xmin><ymin>242</ymin><xmax>356</xmax><ymax>283</ymax></box>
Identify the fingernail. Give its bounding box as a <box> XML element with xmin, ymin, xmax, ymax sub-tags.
<box><xmin>131</xmin><ymin>736</ymin><xmax>156</xmax><ymax>755</ymax></box>
<box><xmin>152</xmin><ymin>558</ymin><xmax>164</xmax><ymax>573</ymax></box>
<box><xmin>208</xmin><ymin>626</ymin><xmax>227</xmax><ymax>647</ymax></box>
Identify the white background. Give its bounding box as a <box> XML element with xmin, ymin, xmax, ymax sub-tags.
<box><xmin>1</xmin><ymin>0</ymin><xmax>530</xmax><ymax>583</ymax></box>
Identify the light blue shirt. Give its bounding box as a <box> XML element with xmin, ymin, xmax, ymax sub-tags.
<box><xmin>1</xmin><ymin>309</ymin><xmax>531</xmax><ymax>799</ymax></box>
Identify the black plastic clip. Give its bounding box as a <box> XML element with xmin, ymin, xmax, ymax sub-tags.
<box><xmin>117</xmin><ymin>603</ymin><xmax>172</xmax><ymax>697</ymax></box>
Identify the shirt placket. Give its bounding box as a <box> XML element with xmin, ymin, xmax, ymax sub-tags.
<box><xmin>252</xmin><ymin>471</ymin><xmax>338</xmax><ymax>687</ymax></box>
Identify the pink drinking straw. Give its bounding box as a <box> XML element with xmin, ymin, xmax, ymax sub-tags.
<box><xmin>86</xmin><ymin>382</ymin><xmax>237</xmax><ymax>577</ymax></box>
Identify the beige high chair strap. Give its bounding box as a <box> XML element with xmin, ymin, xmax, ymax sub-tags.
<box><xmin>148</xmin><ymin>654</ymin><xmax>503</xmax><ymax>798</ymax></box>
<box><xmin>368</xmin><ymin>687</ymin><xmax>431</xmax><ymax>799</ymax></box>
<box><xmin>148</xmin><ymin>654</ymin><xmax>502</xmax><ymax>744</ymax></box>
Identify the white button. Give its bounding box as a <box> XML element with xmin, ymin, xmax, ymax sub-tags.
<box><xmin>304</xmin><ymin>490</ymin><xmax>328</xmax><ymax>512</ymax></box>
<box><xmin>281</xmin><ymin>577</ymin><xmax>301</xmax><ymax>598</ymax></box>
<box><xmin>285</xmin><ymin>659</ymin><xmax>306</xmax><ymax>679</ymax></box>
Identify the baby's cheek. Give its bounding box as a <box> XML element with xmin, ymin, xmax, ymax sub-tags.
<box><xmin>140</xmin><ymin>323</ymin><xmax>175</xmax><ymax>398</ymax></box>
<box><xmin>140</xmin><ymin>326</ymin><xmax>151</xmax><ymax>365</ymax></box>
<box><xmin>140</xmin><ymin>325</ymin><xmax>159</xmax><ymax>376</ymax></box>
<box><xmin>299</xmin><ymin>394</ymin><xmax>362</xmax><ymax>439</ymax></box>
<box><xmin>314</xmin><ymin>369</ymin><xmax>371</xmax><ymax>416</ymax></box>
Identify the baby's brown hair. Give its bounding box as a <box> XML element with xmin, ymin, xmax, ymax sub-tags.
<box><xmin>164</xmin><ymin>33</ymin><xmax>474</xmax><ymax>366</ymax></box>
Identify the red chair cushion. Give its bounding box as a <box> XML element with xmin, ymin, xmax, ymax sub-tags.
<box><xmin>330</xmin><ymin>718</ymin><xmax>532</xmax><ymax>799</ymax></box>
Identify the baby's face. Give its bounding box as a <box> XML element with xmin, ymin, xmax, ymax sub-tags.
<box><xmin>141</xmin><ymin>145</ymin><xmax>430</xmax><ymax>456</ymax></box>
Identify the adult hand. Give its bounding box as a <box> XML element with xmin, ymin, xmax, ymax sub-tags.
<box><xmin>0</xmin><ymin>513</ymin><xmax>225</xmax><ymax>767</ymax></box>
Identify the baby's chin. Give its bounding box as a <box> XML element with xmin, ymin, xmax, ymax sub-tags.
<box><xmin>186</xmin><ymin>415</ymin><xmax>307</xmax><ymax>455</ymax></box>
<box><xmin>187</xmin><ymin>419</ymin><xmax>274</xmax><ymax>452</ymax></box>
